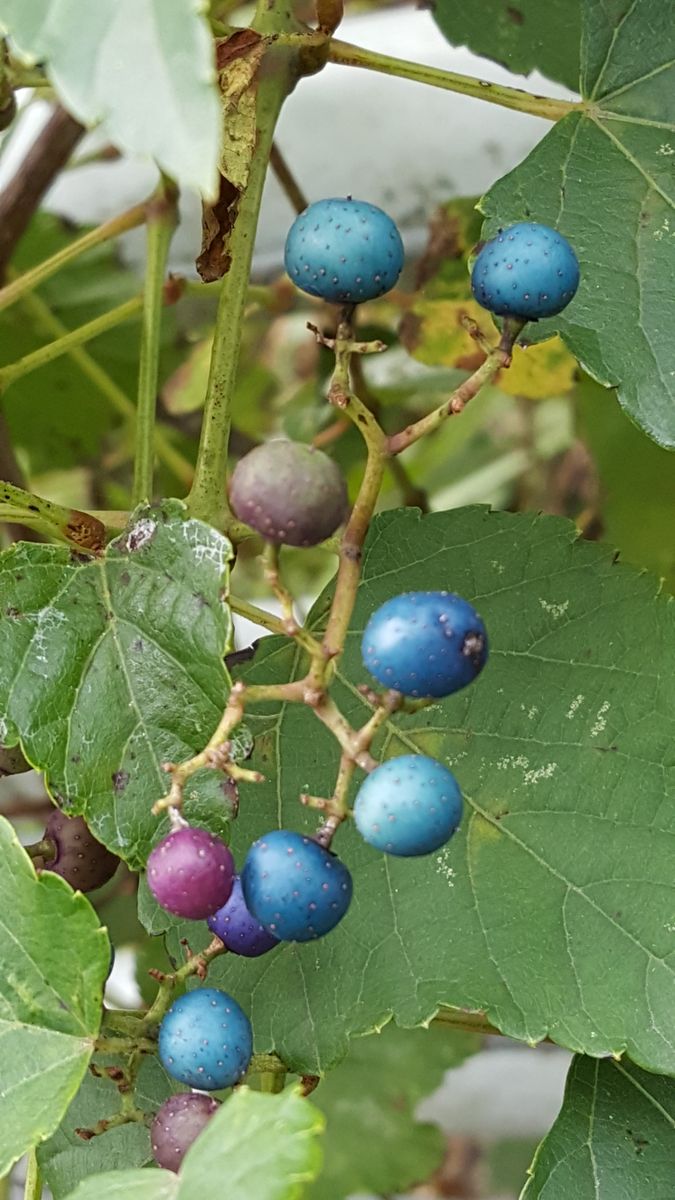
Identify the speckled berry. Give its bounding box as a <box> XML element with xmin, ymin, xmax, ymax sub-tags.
<box><xmin>147</xmin><ymin>827</ymin><xmax>234</xmax><ymax>920</ymax></box>
<box><xmin>151</xmin><ymin>1093</ymin><xmax>219</xmax><ymax>1171</ymax></box>
<box><xmin>362</xmin><ymin>591</ymin><xmax>488</xmax><ymax>699</ymax></box>
<box><xmin>158</xmin><ymin>988</ymin><xmax>252</xmax><ymax>1090</ymax></box>
<box><xmin>284</xmin><ymin>197</ymin><xmax>404</xmax><ymax>303</ymax></box>
<box><xmin>207</xmin><ymin>875</ymin><xmax>279</xmax><ymax>957</ymax></box>
<box><xmin>241</xmin><ymin>830</ymin><xmax>353</xmax><ymax>942</ymax></box>
<box><xmin>229</xmin><ymin>440</ymin><xmax>348</xmax><ymax>547</ymax></box>
<box><xmin>471</xmin><ymin>221</ymin><xmax>579</xmax><ymax>320</ymax></box>
<box><xmin>42</xmin><ymin>811</ymin><xmax>119</xmax><ymax>892</ymax></box>
<box><xmin>354</xmin><ymin>755</ymin><xmax>463</xmax><ymax>856</ymax></box>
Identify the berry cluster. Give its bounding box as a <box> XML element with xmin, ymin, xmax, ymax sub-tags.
<box><xmin>145</xmin><ymin>199</ymin><xmax>579</xmax><ymax>1171</ymax></box>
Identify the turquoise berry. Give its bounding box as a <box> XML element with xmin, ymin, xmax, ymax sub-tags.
<box><xmin>158</xmin><ymin>988</ymin><xmax>252</xmax><ymax>1090</ymax></box>
<box><xmin>362</xmin><ymin>591</ymin><xmax>488</xmax><ymax>699</ymax></box>
<box><xmin>241</xmin><ymin>830</ymin><xmax>353</xmax><ymax>942</ymax></box>
<box><xmin>284</xmin><ymin>197</ymin><xmax>404</xmax><ymax>304</ymax></box>
<box><xmin>354</xmin><ymin>755</ymin><xmax>463</xmax><ymax>856</ymax></box>
<box><xmin>471</xmin><ymin>221</ymin><xmax>579</xmax><ymax>320</ymax></box>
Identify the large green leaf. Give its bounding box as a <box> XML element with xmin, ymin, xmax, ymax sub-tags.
<box><xmin>480</xmin><ymin>0</ymin><xmax>675</xmax><ymax>448</ymax></box>
<box><xmin>64</xmin><ymin>1087</ymin><xmax>324</xmax><ymax>1200</ymax></box>
<box><xmin>522</xmin><ymin>1055</ymin><xmax>675</xmax><ymax>1197</ymax></box>
<box><xmin>432</xmin><ymin>0</ymin><xmax>580</xmax><ymax>91</ymax></box>
<box><xmin>308</xmin><ymin>1024</ymin><xmax>479</xmax><ymax>1200</ymax></box>
<box><xmin>38</xmin><ymin>1056</ymin><xmax>176</xmax><ymax>1199</ymax></box>
<box><xmin>200</xmin><ymin>507</ymin><xmax>675</xmax><ymax>1076</ymax></box>
<box><xmin>0</xmin><ymin>0</ymin><xmax>219</xmax><ymax>195</ymax></box>
<box><xmin>0</xmin><ymin>815</ymin><xmax>109</xmax><ymax>1174</ymax></box>
<box><xmin>0</xmin><ymin>501</ymin><xmax>235</xmax><ymax>867</ymax></box>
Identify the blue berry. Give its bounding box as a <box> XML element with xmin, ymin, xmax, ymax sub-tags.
<box><xmin>362</xmin><ymin>591</ymin><xmax>488</xmax><ymax>699</ymax></box>
<box><xmin>158</xmin><ymin>988</ymin><xmax>252</xmax><ymax>1090</ymax></box>
<box><xmin>207</xmin><ymin>875</ymin><xmax>279</xmax><ymax>958</ymax></box>
<box><xmin>241</xmin><ymin>830</ymin><xmax>353</xmax><ymax>942</ymax></box>
<box><xmin>354</xmin><ymin>755</ymin><xmax>463</xmax><ymax>856</ymax></box>
<box><xmin>284</xmin><ymin>197</ymin><xmax>404</xmax><ymax>304</ymax></box>
<box><xmin>471</xmin><ymin>221</ymin><xmax>579</xmax><ymax>320</ymax></box>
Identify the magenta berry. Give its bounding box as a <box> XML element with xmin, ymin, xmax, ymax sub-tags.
<box><xmin>151</xmin><ymin>1093</ymin><xmax>219</xmax><ymax>1172</ymax></box>
<box><xmin>229</xmin><ymin>440</ymin><xmax>348</xmax><ymax>547</ymax></box>
<box><xmin>42</xmin><ymin>811</ymin><xmax>118</xmax><ymax>892</ymax></box>
<box><xmin>207</xmin><ymin>875</ymin><xmax>279</xmax><ymax>957</ymax></box>
<box><xmin>147</xmin><ymin>826</ymin><xmax>234</xmax><ymax>920</ymax></box>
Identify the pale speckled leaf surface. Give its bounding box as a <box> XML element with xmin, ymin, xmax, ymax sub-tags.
<box><xmin>0</xmin><ymin>501</ymin><xmax>235</xmax><ymax>867</ymax></box>
<box><xmin>0</xmin><ymin>817</ymin><xmax>109</xmax><ymax>1174</ymax></box>
<box><xmin>0</xmin><ymin>0</ymin><xmax>219</xmax><ymax>195</ymax></box>
<box><xmin>522</xmin><ymin>1055</ymin><xmax>675</xmax><ymax>1198</ymax></box>
<box><xmin>480</xmin><ymin>0</ymin><xmax>675</xmax><ymax>447</ymax></box>
<box><xmin>197</xmin><ymin>507</ymin><xmax>675</xmax><ymax>1076</ymax></box>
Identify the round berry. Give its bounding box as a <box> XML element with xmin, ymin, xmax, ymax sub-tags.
<box><xmin>229</xmin><ymin>440</ymin><xmax>347</xmax><ymax>547</ymax></box>
<box><xmin>471</xmin><ymin>221</ymin><xmax>579</xmax><ymax>320</ymax></box>
<box><xmin>151</xmin><ymin>1093</ymin><xmax>219</xmax><ymax>1172</ymax></box>
<box><xmin>241</xmin><ymin>830</ymin><xmax>353</xmax><ymax>942</ymax></box>
<box><xmin>158</xmin><ymin>988</ymin><xmax>252</xmax><ymax>1090</ymax></box>
<box><xmin>284</xmin><ymin>197</ymin><xmax>404</xmax><ymax>304</ymax></box>
<box><xmin>207</xmin><ymin>875</ymin><xmax>279</xmax><ymax>958</ymax></box>
<box><xmin>42</xmin><ymin>811</ymin><xmax>118</xmax><ymax>892</ymax></box>
<box><xmin>354</xmin><ymin>755</ymin><xmax>463</xmax><ymax>856</ymax></box>
<box><xmin>146</xmin><ymin>827</ymin><xmax>234</xmax><ymax>920</ymax></box>
<box><xmin>362</xmin><ymin>591</ymin><xmax>487</xmax><ymax>699</ymax></box>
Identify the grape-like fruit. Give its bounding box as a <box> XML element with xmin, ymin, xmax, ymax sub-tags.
<box><xmin>241</xmin><ymin>830</ymin><xmax>352</xmax><ymax>942</ymax></box>
<box><xmin>42</xmin><ymin>811</ymin><xmax>118</xmax><ymax>892</ymax></box>
<box><xmin>158</xmin><ymin>988</ymin><xmax>253</xmax><ymax>1090</ymax></box>
<box><xmin>229</xmin><ymin>440</ymin><xmax>347</xmax><ymax>547</ymax></box>
<box><xmin>354</xmin><ymin>755</ymin><xmax>463</xmax><ymax>856</ymax></box>
<box><xmin>284</xmin><ymin>196</ymin><xmax>404</xmax><ymax>304</ymax></box>
<box><xmin>471</xmin><ymin>221</ymin><xmax>580</xmax><ymax>320</ymax></box>
<box><xmin>151</xmin><ymin>1093</ymin><xmax>219</xmax><ymax>1172</ymax></box>
<box><xmin>362</xmin><ymin>591</ymin><xmax>488</xmax><ymax>698</ymax></box>
<box><xmin>207</xmin><ymin>875</ymin><xmax>279</xmax><ymax>957</ymax></box>
<box><xmin>147</xmin><ymin>826</ymin><xmax>234</xmax><ymax>920</ymax></box>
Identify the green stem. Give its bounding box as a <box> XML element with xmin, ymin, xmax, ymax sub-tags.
<box><xmin>23</xmin><ymin>1150</ymin><xmax>41</xmax><ymax>1200</ymax></box>
<box><xmin>328</xmin><ymin>40</ymin><xmax>579</xmax><ymax>121</ymax></box>
<box><xmin>0</xmin><ymin>481</ymin><xmax>105</xmax><ymax>550</ymax></box>
<box><xmin>187</xmin><ymin>5</ymin><xmax>302</xmax><ymax>527</ymax></box>
<box><xmin>0</xmin><ymin>201</ymin><xmax>147</xmax><ymax>315</ymax></box>
<box><xmin>132</xmin><ymin>180</ymin><xmax>178</xmax><ymax>505</ymax></box>
<box><xmin>14</xmin><ymin>285</ymin><xmax>194</xmax><ymax>488</ymax></box>
<box><xmin>0</xmin><ymin>297</ymin><xmax>142</xmax><ymax>388</ymax></box>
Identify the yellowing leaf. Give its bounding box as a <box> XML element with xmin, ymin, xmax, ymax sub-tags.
<box><xmin>499</xmin><ymin>336</ymin><xmax>577</xmax><ymax>400</ymax></box>
<box><xmin>400</xmin><ymin>299</ymin><xmax>496</xmax><ymax>368</ymax></box>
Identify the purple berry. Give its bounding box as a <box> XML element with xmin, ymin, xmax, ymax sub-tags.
<box><xmin>207</xmin><ymin>875</ymin><xmax>279</xmax><ymax>957</ymax></box>
<box><xmin>42</xmin><ymin>811</ymin><xmax>118</xmax><ymax>892</ymax></box>
<box><xmin>158</xmin><ymin>988</ymin><xmax>253</xmax><ymax>1090</ymax></box>
<box><xmin>241</xmin><ymin>830</ymin><xmax>353</xmax><ymax>942</ymax></box>
<box><xmin>229</xmin><ymin>440</ymin><xmax>348</xmax><ymax>548</ymax></box>
<box><xmin>151</xmin><ymin>1093</ymin><xmax>219</xmax><ymax>1172</ymax></box>
<box><xmin>147</xmin><ymin>826</ymin><xmax>234</xmax><ymax>920</ymax></box>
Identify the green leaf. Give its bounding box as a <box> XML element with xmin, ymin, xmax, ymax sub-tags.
<box><xmin>64</xmin><ymin>1087</ymin><xmax>324</xmax><ymax>1200</ymax></box>
<box><xmin>432</xmin><ymin>0</ymin><xmax>580</xmax><ymax>90</ymax></box>
<box><xmin>307</xmin><ymin>1024</ymin><xmax>479</xmax><ymax>1200</ymax></box>
<box><xmin>0</xmin><ymin>500</ymin><xmax>234</xmax><ymax>867</ymax></box>
<box><xmin>0</xmin><ymin>0</ymin><xmax>219</xmax><ymax>195</ymax></box>
<box><xmin>212</xmin><ymin>507</ymin><xmax>675</xmax><ymax>1076</ymax></box>
<box><xmin>480</xmin><ymin>0</ymin><xmax>675</xmax><ymax>448</ymax></box>
<box><xmin>0</xmin><ymin>815</ymin><xmax>109</xmax><ymax>1175</ymax></box>
<box><xmin>523</xmin><ymin>1055</ymin><xmax>675</xmax><ymax>1198</ymax></box>
<box><xmin>39</xmin><ymin>1056</ymin><xmax>174</xmax><ymax>1199</ymax></box>
<box><xmin>576</xmin><ymin>377</ymin><xmax>675</xmax><ymax>593</ymax></box>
